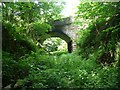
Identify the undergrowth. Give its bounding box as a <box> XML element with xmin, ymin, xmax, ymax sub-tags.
<box><xmin>11</xmin><ymin>51</ymin><xmax>118</xmax><ymax>89</ymax></box>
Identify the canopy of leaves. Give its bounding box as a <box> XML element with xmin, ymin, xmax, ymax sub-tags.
<box><xmin>2</xmin><ymin>2</ymin><xmax>64</xmax><ymax>57</ymax></box>
<box><xmin>76</xmin><ymin>2</ymin><xmax>120</xmax><ymax>25</ymax></box>
<box><xmin>76</xmin><ymin>2</ymin><xmax>120</xmax><ymax>63</ymax></box>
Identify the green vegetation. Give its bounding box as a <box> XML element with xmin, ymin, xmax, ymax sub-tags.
<box><xmin>2</xmin><ymin>1</ymin><xmax>120</xmax><ymax>89</ymax></box>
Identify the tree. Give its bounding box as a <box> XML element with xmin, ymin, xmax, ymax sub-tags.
<box><xmin>76</xmin><ymin>2</ymin><xmax>120</xmax><ymax>64</ymax></box>
<box><xmin>2</xmin><ymin>2</ymin><xmax>65</xmax><ymax>55</ymax></box>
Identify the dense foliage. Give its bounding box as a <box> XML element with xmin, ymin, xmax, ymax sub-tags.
<box><xmin>76</xmin><ymin>2</ymin><xmax>120</xmax><ymax>63</ymax></box>
<box><xmin>2</xmin><ymin>1</ymin><xmax>120</xmax><ymax>89</ymax></box>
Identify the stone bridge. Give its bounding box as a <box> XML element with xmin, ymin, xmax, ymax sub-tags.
<box><xmin>40</xmin><ymin>17</ymin><xmax>80</xmax><ymax>53</ymax></box>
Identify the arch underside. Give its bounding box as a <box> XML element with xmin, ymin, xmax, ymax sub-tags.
<box><xmin>40</xmin><ymin>31</ymin><xmax>72</xmax><ymax>53</ymax></box>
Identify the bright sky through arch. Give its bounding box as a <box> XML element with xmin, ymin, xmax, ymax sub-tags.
<box><xmin>61</xmin><ymin>0</ymin><xmax>80</xmax><ymax>17</ymax></box>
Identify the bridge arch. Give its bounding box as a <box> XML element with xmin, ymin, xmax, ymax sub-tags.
<box><xmin>40</xmin><ymin>31</ymin><xmax>72</xmax><ymax>53</ymax></box>
<box><xmin>38</xmin><ymin>17</ymin><xmax>78</xmax><ymax>53</ymax></box>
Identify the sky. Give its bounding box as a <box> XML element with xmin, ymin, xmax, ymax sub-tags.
<box><xmin>61</xmin><ymin>0</ymin><xmax>80</xmax><ymax>17</ymax></box>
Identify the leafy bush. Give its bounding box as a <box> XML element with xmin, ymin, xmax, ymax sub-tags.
<box><xmin>2</xmin><ymin>52</ymin><xmax>29</xmax><ymax>87</ymax></box>
<box><xmin>2</xmin><ymin>21</ymin><xmax>37</xmax><ymax>58</ymax></box>
<box><xmin>31</xmin><ymin>22</ymin><xmax>51</xmax><ymax>34</ymax></box>
<box><xmin>15</xmin><ymin>52</ymin><xmax>118</xmax><ymax>88</ymax></box>
<box><xmin>76</xmin><ymin>13</ymin><xmax>120</xmax><ymax>64</ymax></box>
